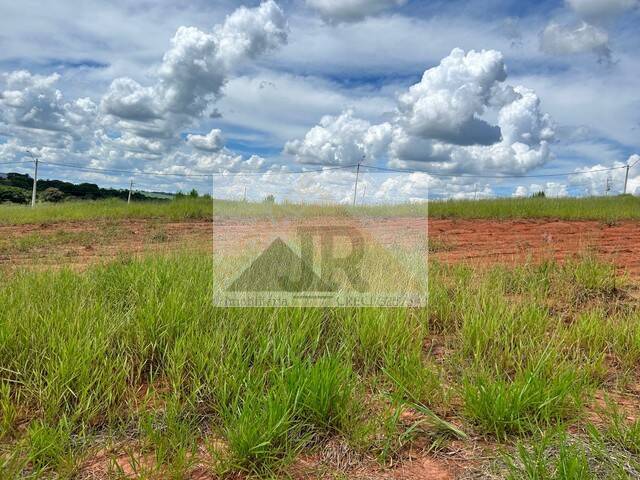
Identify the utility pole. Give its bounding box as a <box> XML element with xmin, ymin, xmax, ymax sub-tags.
<box><xmin>605</xmin><ymin>175</ymin><xmax>611</xmax><ymax>196</ymax></box>
<box><xmin>474</xmin><ymin>183</ymin><xmax>478</xmax><ymax>201</ymax></box>
<box><xmin>243</xmin><ymin>186</ymin><xmax>247</xmax><ymax>202</ymax></box>
<box><xmin>353</xmin><ymin>157</ymin><xmax>363</xmax><ymax>206</ymax></box>
<box><xmin>127</xmin><ymin>179</ymin><xmax>134</xmax><ymax>204</ymax></box>
<box><xmin>624</xmin><ymin>164</ymin><xmax>630</xmax><ymax>195</ymax></box>
<box><xmin>27</xmin><ymin>150</ymin><xmax>38</xmax><ymax>208</ymax></box>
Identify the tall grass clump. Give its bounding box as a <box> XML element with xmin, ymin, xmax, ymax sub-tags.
<box><xmin>451</xmin><ymin>264</ymin><xmax>599</xmax><ymax>439</ymax></box>
<box><xmin>462</xmin><ymin>355</ymin><xmax>586</xmax><ymax>440</ymax></box>
<box><xmin>504</xmin><ymin>431</ymin><xmax>594</xmax><ymax>480</ymax></box>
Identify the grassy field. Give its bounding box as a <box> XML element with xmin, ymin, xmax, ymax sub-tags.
<box><xmin>1</xmin><ymin>197</ymin><xmax>639</xmax><ymax>478</ymax></box>
<box><xmin>1</xmin><ymin>251</ymin><xmax>639</xmax><ymax>478</ymax></box>
<box><xmin>2</xmin><ymin>195</ymin><xmax>640</xmax><ymax>225</ymax></box>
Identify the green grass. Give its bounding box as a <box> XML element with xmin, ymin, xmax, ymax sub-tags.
<box><xmin>503</xmin><ymin>429</ymin><xmax>640</xmax><ymax>479</ymax></box>
<box><xmin>427</xmin><ymin>195</ymin><xmax>640</xmax><ymax>221</ymax></box>
<box><xmin>597</xmin><ymin>402</ymin><xmax>640</xmax><ymax>455</ymax></box>
<box><xmin>2</xmin><ymin>194</ymin><xmax>640</xmax><ymax>225</ymax></box>
<box><xmin>504</xmin><ymin>431</ymin><xmax>594</xmax><ymax>480</ymax></box>
<box><xmin>0</xmin><ymin>250</ymin><xmax>638</xmax><ymax>477</ymax></box>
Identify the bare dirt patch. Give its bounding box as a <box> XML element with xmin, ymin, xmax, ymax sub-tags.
<box><xmin>430</xmin><ymin>218</ymin><xmax>640</xmax><ymax>276</ymax></box>
<box><xmin>2</xmin><ymin>217</ymin><xmax>640</xmax><ymax>276</ymax></box>
<box><xmin>0</xmin><ymin>219</ymin><xmax>212</xmax><ymax>270</ymax></box>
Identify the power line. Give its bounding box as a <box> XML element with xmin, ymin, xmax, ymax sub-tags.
<box><xmin>39</xmin><ymin>161</ymin><xmax>212</xmax><ymax>178</ymax></box>
<box><xmin>37</xmin><ymin>160</ymin><xmax>357</xmax><ymax>178</ymax></box>
<box><xmin>4</xmin><ymin>157</ymin><xmax>632</xmax><ymax>180</ymax></box>
<box><xmin>3</xmin><ymin>156</ymin><xmax>635</xmax><ymax>201</ymax></box>
<box><xmin>0</xmin><ymin>160</ymin><xmax>33</xmax><ymax>166</ymax></box>
<box><xmin>362</xmin><ymin>164</ymin><xmax>629</xmax><ymax>179</ymax></box>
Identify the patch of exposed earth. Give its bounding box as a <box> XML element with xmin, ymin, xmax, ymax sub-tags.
<box><xmin>1</xmin><ymin>218</ymin><xmax>640</xmax><ymax>276</ymax></box>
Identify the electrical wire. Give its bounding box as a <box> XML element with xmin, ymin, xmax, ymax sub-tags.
<box><xmin>37</xmin><ymin>160</ymin><xmax>634</xmax><ymax>180</ymax></box>
<box><xmin>0</xmin><ymin>160</ymin><xmax>33</xmax><ymax>166</ymax></box>
<box><xmin>37</xmin><ymin>160</ymin><xmax>357</xmax><ymax>178</ymax></box>
<box><xmin>362</xmin><ymin>164</ymin><xmax>629</xmax><ymax>179</ymax></box>
<box><xmin>4</xmin><ymin>156</ymin><xmax>635</xmax><ymax>193</ymax></box>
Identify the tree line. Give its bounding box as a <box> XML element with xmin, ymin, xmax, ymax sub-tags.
<box><xmin>0</xmin><ymin>172</ymin><xmax>155</xmax><ymax>204</ymax></box>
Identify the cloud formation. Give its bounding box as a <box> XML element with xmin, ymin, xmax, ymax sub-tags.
<box><xmin>186</xmin><ymin>129</ymin><xmax>224</xmax><ymax>152</ymax></box>
<box><xmin>566</xmin><ymin>0</ymin><xmax>638</xmax><ymax>22</ymax></box>
<box><xmin>569</xmin><ymin>155</ymin><xmax>640</xmax><ymax>195</ymax></box>
<box><xmin>0</xmin><ymin>0</ymin><xmax>637</xmax><ymax>201</ymax></box>
<box><xmin>0</xmin><ymin>1</ymin><xmax>288</xmax><ymax>178</ymax></box>
<box><xmin>305</xmin><ymin>0</ymin><xmax>407</xmax><ymax>23</ymax></box>
<box><xmin>286</xmin><ymin>48</ymin><xmax>555</xmax><ymax>175</ymax></box>
<box><xmin>0</xmin><ymin>71</ymin><xmax>97</xmax><ymax>138</ymax></box>
<box><xmin>512</xmin><ymin>182</ymin><xmax>568</xmax><ymax>198</ymax></box>
<box><xmin>284</xmin><ymin>110</ymin><xmax>391</xmax><ymax>165</ymax></box>
<box><xmin>510</xmin><ymin>154</ymin><xmax>640</xmax><ymax>199</ymax></box>
<box><xmin>396</xmin><ymin>49</ymin><xmax>506</xmax><ymax>146</ymax></box>
<box><xmin>101</xmin><ymin>0</ymin><xmax>288</xmax><ymax>145</ymax></box>
<box><xmin>541</xmin><ymin>0</ymin><xmax>638</xmax><ymax>61</ymax></box>
<box><xmin>541</xmin><ymin>22</ymin><xmax>610</xmax><ymax>60</ymax></box>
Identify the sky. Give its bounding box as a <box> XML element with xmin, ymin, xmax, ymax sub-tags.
<box><xmin>0</xmin><ymin>0</ymin><xmax>639</xmax><ymax>202</ymax></box>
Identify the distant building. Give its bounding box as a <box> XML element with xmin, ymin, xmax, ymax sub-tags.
<box><xmin>0</xmin><ymin>173</ymin><xmax>7</xmax><ymax>179</ymax></box>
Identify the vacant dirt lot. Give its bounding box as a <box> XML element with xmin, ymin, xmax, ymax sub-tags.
<box><xmin>1</xmin><ymin>217</ymin><xmax>639</xmax><ymax>275</ymax></box>
<box><xmin>430</xmin><ymin>218</ymin><xmax>640</xmax><ymax>275</ymax></box>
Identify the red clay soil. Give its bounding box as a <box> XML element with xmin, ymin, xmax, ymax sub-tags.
<box><xmin>213</xmin><ymin>217</ymin><xmax>640</xmax><ymax>278</ymax></box>
<box><xmin>0</xmin><ymin>220</ymin><xmax>213</xmax><ymax>269</ymax></box>
<box><xmin>1</xmin><ymin>217</ymin><xmax>640</xmax><ymax>276</ymax></box>
<box><xmin>429</xmin><ymin>218</ymin><xmax>640</xmax><ymax>276</ymax></box>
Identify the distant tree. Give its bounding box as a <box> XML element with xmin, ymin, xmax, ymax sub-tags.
<box><xmin>531</xmin><ymin>191</ymin><xmax>546</xmax><ymax>198</ymax></box>
<box><xmin>203</xmin><ymin>193</ymin><xmax>212</xmax><ymax>200</ymax></box>
<box><xmin>0</xmin><ymin>185</ymin><xmax>29</xmax><ymax>204</ymax></box>
<box><xmin>263</xmin><ymin>194</ymin><xmax>275</xmax><ymax>204</ymax></box>
<box><xmin>175</xmin><ymin>191</ymin><xmax>186</xmax><ymax>200</ymax></box>
<box><xmin>41</xmin><ymin>187</ymin><xmax>65</xmax><ymax>203</ymax></box>
<box><xmin>189</xmin><ymin>189</ymin><xmax>199</xmax><ymax>198</ymax></box>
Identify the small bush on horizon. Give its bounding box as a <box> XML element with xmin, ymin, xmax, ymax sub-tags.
<box><xmin>41</xmin><ymin>187</ymin><xmax>65</xmax><ymax>203</ymax></box>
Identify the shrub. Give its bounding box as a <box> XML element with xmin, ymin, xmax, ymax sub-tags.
<box><xmin>41</xmin><ymin>187</ymin><xmax>65</xmax><ymax>203</ymax></box>
<box><xmin>0</xmin><ymin>185</ymin><xmax>29</xmax><ymax>204</ymax></box>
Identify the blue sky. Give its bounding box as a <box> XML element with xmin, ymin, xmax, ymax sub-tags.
<box><xmin>0</xmin><ymin>0</ymin><xmax>639</xmax><ymax>202</ymax></box>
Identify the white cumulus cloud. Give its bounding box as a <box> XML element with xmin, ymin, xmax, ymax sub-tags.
<box><xmin>396</xmin><ymin>49</ymin><xmax>506</xmax><ymax>146</ymax></box>
<box><xmin>286</xmin><ymin>48</ymin><xmax>555</xmax><ymax>175</ymax></box>
<box><xmin>0</xmin><ymin>71</ymin><xmax>97</xmax><ymax>137</ymax></box>
<box><xmin>512</xmin><ymin>182</ymin><xmax>569</xmax><ymax>197</ymax></box>
<box><xmin>568</xmin><ymin>155</ymin><xmax>640</xmax><ymax>195</ymax></box>
<box><xmin>186</xmin><ymin>129</ymin><xmax>224</xmax><ymax>152</ymax></box>
<box><xmin>0</xmin><ymin>1</ymin><xmax>288</xmax><ymax>179</ymax></box>
<box><xmin>284</xmin><ymin>109</ymin><xmax>392</xmax><ymax>165</ymax></box>
<box><xmin>101</xmin><ymin>0</ymin><xmax>288</xmax><ymax>148</ymax></box>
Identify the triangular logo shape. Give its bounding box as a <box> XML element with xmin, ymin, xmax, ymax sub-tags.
<box><xmin>227</xmin><ymin>238</ymin><xmax>332</xmax><ymax>292</ymax></box>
